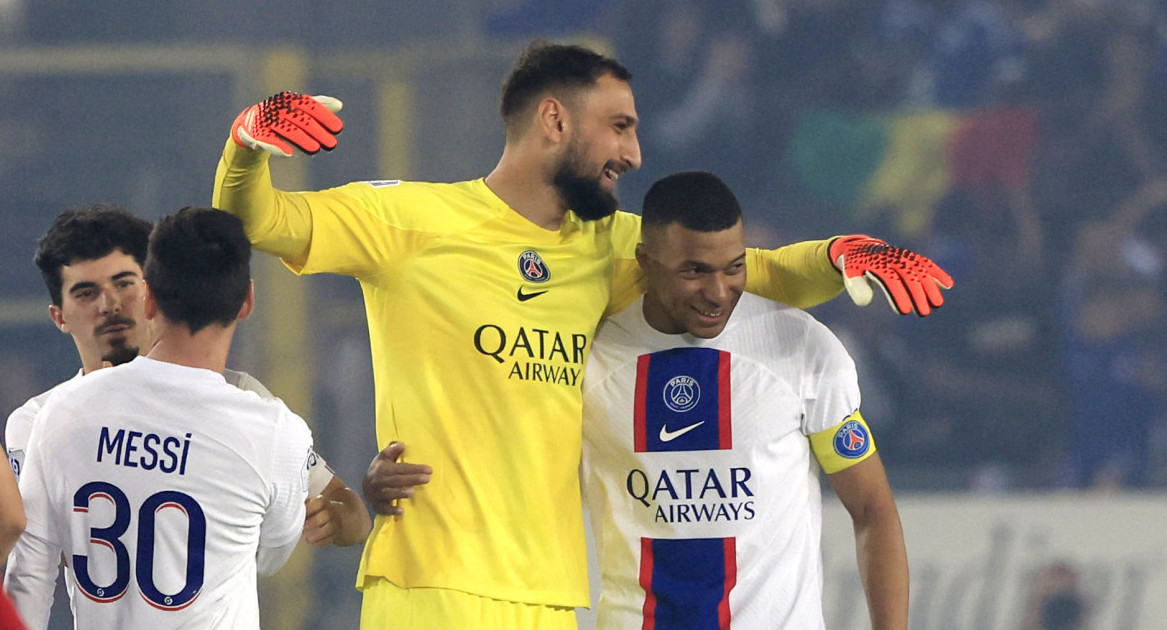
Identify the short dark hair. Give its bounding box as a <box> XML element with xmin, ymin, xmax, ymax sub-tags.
<box><xmin>34</xmin><ymin>204</ymin><xmax>153</xmax><ymax>306</ymax></box>
<box><xmin>500</xmin><ymin>40</ymin><xmax>632</xmax><ymax>137</ymax></box>
<box><xmin>642</xmin><ymin>171</ymin><xmax>743</xmax><ymax>233</ymax></box>
<box><xmin>145</xmin><ymin>207</ymin><xmax>251</xmax><ymax>334</ymax></box>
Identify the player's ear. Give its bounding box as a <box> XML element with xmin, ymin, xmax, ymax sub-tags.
<box><xmin>143</xmin><ymin>280</ymin><xmax>158</xmax><ymax>321</ymax></box>
<box><xmin>236</xmin><ymin>280</ymin><xmax>255</xmax><ymax>321</ymax></box>
<box><xmin>48</xmin><ymin>304</ymin><xmax>68</xmax><ymax>333</ymax></box>
<box><xmin>634</xmin><ymin>242</ymin><xmax>649</xmax><ymax>272</ymax></box>
<box><xmin>537</xmin><ymin>97</ymin><xmax>567</xmax><ymax>142</ymax></box>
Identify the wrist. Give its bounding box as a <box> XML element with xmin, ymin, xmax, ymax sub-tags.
<box><xmin>223</xmin><ymin>136</ymin><xmax>270</xmax><ymax>165</ymax></box>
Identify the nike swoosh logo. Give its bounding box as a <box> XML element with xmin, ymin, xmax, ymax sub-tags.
<box><xmin>659</xmin><ymin>421</ymin><xmax>705</xmax><ymax>443</ymax></box>
<box><xmin>516</xmin><ymin>287</ymin><xmax>549</xmax><ymax>301</ymax></box>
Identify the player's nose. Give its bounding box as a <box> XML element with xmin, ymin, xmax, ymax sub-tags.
<box><xmin>705</xmin><ymin>275</ymin><xmax>731</xmax><ymax>303</ymax></box>
<box><xmin>98</xmin><ymin>288</ymin><xmax>121</xmax><ymax>314</ymax></box>
<box><xmin>623</xmin><ymin>131</ymin><xmax>642</xmax><ymax>171</ymax></box>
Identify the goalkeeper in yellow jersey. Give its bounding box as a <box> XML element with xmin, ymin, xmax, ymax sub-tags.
<box><xmin>213</xmin><ymin>40</ymin><xmax>950</xmax><ymax>630</ymax></box>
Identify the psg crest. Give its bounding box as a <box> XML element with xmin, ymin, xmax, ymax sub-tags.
<box><xmin>833</xmin><ymin>419</ymin><xmax>870</xmax><ymax>459</ymax></box>
<box><xmin>518</xmin><ymin>250</ymin><xmax>550</xmax><ymax>283</ymax></box>
<box><xmin>662</xmin><ymin>375</ymin><xmax>701</xmax><ymax>413</ymax></box>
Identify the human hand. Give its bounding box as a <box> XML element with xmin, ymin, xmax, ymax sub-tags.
<box><xmin>303</xmin><ymin>494</ymin><xmax>343</xmax><ymax>547</ymax></box>
<box><xmin>829</xmin><ymin>235</ymin><xmax>954</xmax><ymax>317</ymax></box>
<box><xmin>231</xmin><ymin>91</ymin><xmax>344</xmax><ymax>157</ymax></box>
<box><xmin>362</xmin><ymin>442</ymin><xmax>432</xmax><ymax>517</ymax></box>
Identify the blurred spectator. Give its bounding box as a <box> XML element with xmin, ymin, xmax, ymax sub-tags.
<box><xmin>910</xmin><ymin>0</ymin><xmax>1029</xmax><ymax>108</ymax></box>
<box><xmin>480</xmin><ymin>0</ymin><xmax>613</xmax><ymax>38</ymax></box>
<box><xmin>615</xmin><ymin>1</ymin><xmax>775</xmax><ymax>218</ymax></box>
<box><xmin>1025</xmin><ymin>0</ymin><xmax>1167</xmax><ymax>250</ymax></box>
<box><xmin>1017</xmin><ymin>0</ymin><xmax>1167</xmax><ymax>488</ymax></box>
<box><xmin>1019</xmin><ymin>562</ymin><xmax>1090</xmax><ymax>630</ymax></box>
<box><xmin>1058</xmin><ymin>215</ymin><xmax>1167</xmax><ymax>489</ymax></box>
<box><xmin>882</xmin><ymin>187</ymin><xmax>1059</xmax><ymax>483</ymax></box>
<box><xmin>756</xmin><ymin>0</ymin><xmax>893</xmax><ymax>109</ymax></box>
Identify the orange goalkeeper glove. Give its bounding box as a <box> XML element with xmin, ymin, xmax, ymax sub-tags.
<box><xmin>829</xmin><ymin>234</ymin><xmax>954</xmax><ymax>317</ymax></box>
<box><xmin>231</xmin><ymin>91</ymin><xmax>344</xmax><ymax>157</ymax></box>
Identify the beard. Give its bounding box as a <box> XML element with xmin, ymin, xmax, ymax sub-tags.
<box><xmin>101</xmin><ymin>341</ymin><xmax>139</xmax><ymax>367</ymax></box>
<box><xmin>551</xmin><ymin>140</ymin><xmax>619</xmax><ymax>221</ymax></box>
<box><xmin>96</xmin><ymin>315</ymin><xmax>140</xmax><ymax>366</ymax></box>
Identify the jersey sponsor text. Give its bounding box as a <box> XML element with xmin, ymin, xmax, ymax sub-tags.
<box><xmin>474</xmin><ymin>323</ymin><xmax>589</xmax><ymax>387</ymax></box>
<box><xmin>626</xmin><ymin>466</ymin><xmax>756</xmax><ymax>524</ymax></box>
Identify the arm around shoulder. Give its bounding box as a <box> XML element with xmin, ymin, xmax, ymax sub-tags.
<box><xmin>745</xmin><ymin>239</ymin><xmax>842</xmax><ymax>309</ymax></box>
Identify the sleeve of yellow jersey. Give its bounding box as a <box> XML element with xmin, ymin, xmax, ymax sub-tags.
<box><xmin>213</xmin><ymin>138</ymin><xmax>427</xmax><ymax>279</ymax></box>
<box><xmin>212</xmin><ymin>138</ymin><xmax>316</xmax><ymax>267</ymax></box>
<box><xmin>605</xmin><ymin>212</ymin><xmax>845</xmax><ymax>316</ymax></box>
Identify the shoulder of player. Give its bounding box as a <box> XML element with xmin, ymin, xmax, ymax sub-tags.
<box><xmin>588</xmin><ymin>208</ymin><xmax>640</xmax><ymax>240</ymax></box>
<box><xmin>337</xmin><ymin>178</ymin><xmax>491</xmax><ymax>207</ymax></box>
<box><xmin>223</xmin><ymin>368</ymin><xmax>274</xmax><ymax>399</ymax></box>
<box><xmin>39</xmin><ymin>367</ymin><xmax>109</xmax><ymax>409</ymax></box>
<box><xmin>7</xmin><ymin>384</ymin><xmax>58</xmax><ymax>425</ymax></box>
<box><xmin>585</xmin><ymin>300</ymin><xmax>653</xmax><ymax>389</ymax></box>
<box><xmin>5</xmin><ymin>387</ymin><xmax>51</xmax><ymax>449</ymax></box>
<box><xmin>334</xmin><ymin>178</ymin><xmax>512</xmax><ymax>231</ymax></box>
<box><xmin>24</xmin><ymin>373</ymin><xmax>109</xmax><ymax>443</ymax></box>
<box><xmin>593</xmin><ymin>299</ymin><xmax>645</xmax><ymax>346</ymax></box>
<box><xmin>736</xmin><ymin>293</ymin><xmax>823</xmax><ymax>329</ymax></box>
<box><xmin>609</xmin><ymin>209</ymin><xmax>641</xmax><ymax>227</ymax></box>
<box><xmin>219</xmin><ymin>385</ymin><xmax>307</xmax><ymax>431</ymax></box>
<box><xmin>262</xmin><ymin>403</ymin><xmax>315</xmax><ymax>465</ymax></box>
<box><xmin>256</xmin><ymin>396</ymin><xmax>313</xmax><ymax>436</ymax></box>
<box><xmin>724</xmin><ymin>294</ymin><xmax>847</xmax><ymax>358</ymax></box>
<box><xmin>338</xmin><ymin>178</ymin><xmax>454</xmax><ymax>195</ymax></box>
<box><xmin>226</xmin><ymin>389</ymin><xmax>315</xmax><ymax>447</ymax></box>
<box><xmin>757</xmin><ymin>303</ymin><xmax>853</xmax><ymax>368</ymax></box>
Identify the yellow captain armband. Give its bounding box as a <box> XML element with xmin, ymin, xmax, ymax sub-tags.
<box><xmin>808</xmin><ymin>410</ymin><xmax>876</xmax><ymax>474</ymax></box>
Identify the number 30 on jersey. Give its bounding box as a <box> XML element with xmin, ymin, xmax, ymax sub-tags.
<box><xmin>72</xmin><ymin>481</ymin><xmax>206</xmax><ymax>610</ymax></box>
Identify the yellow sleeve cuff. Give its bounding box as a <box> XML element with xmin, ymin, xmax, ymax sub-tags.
<box><xmin>808</xmin><ymin>410</ymin><xmax>877</xmax><ymax>474</ymax></box>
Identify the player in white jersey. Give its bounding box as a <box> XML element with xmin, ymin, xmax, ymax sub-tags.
<box><xmin>0</xmin><ymin>439</ymin><xmax>23</xmax><ymax>561</ymax></box>
<box><xmin>4</xmin><ymin>205</ymin><xmax>368</xmax><ymax>552</ymax></box>
<box><xmin>5</xmin><ymin>208</ymin><xmax>317</xmax><ymax>630</ymax></box>
<box><xmin>581</xmin><ymin>172</ymin><xmax>908</xmax><ymax>629</ymax></box>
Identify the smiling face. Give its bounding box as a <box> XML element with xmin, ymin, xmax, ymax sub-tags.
<box><xmin>49</xmin><ymin>249</ymin><xmax>148</xmax><ymax>372</ymax></box>
<box><xmin>638</xmin><ymin>219</ymin><xmax>746</xmax><ymax>338</ymax></box>
<box><xmin>552</xmin><ymin>73</ymin><xmax>642</xmax><ymax>220</ymax></box>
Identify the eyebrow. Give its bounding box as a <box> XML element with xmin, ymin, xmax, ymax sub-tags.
<box><xmin>67</xmin><ymin>270</ymin><xmax>140</xmax><ymax>295</ymax></box>
<box><xmin>682</xmin><ymin>253</ymin><xmax>747</xmax><ymax>271</ymax></box>
<box><xmin>613</xmin><ymin>113</ymin><xmax>639</xmax><ymax>127</ymax></box>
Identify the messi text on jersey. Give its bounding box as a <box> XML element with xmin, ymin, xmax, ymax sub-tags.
<box><xmin>97</xmin><ymin>427</ymin><xmax>192</xmax><ymax>475</ymax></box>
<box><xmin>474</xmin><ymin>323</ymin><xmax>589</xmax><ymax>386</ymax></box>
<box><xmin>626</xmin><ymin>466</ymin><xmax>756</xmax><ymax>523</ymax></box>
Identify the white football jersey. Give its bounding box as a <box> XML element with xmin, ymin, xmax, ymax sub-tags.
<box><xmin>582</xmin><ymin>294</ymin><xmax>870</xmax><ymax>630</ymax></box>
<box><xmin>223</xmin><ymin>369</ymin><xmax>333</xmax><ymax>497</ymax></box>
<box><xmin>5</xmin><ymin>371</ymin><xmax>82</xmax><ymax>479</ymax></box>
<box><xmin>5</xmin><ymin>356</ymin><xmax>312</xmax><ymax>630</ymax></box>
<box><xmin>9</xmin><ymin>369</ymin><xmax>331</xmax><ymax>497</ymax></box>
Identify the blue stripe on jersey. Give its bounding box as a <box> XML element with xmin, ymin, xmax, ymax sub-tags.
<box><xmin>634</xmin><ymin>348</ymin><xmax>731</xmax><ymax>453</ymax></box>
<box><xmin>639</xmin><ymin>537</ymin><xmax>737</xmax><ymax>629</ymax></box>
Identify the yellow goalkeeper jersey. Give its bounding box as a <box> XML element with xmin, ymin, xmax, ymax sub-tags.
<box><xmin>212</xmin><ymin>140</ymin><xmax>841</xmax><ymax>607</ymax></box>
